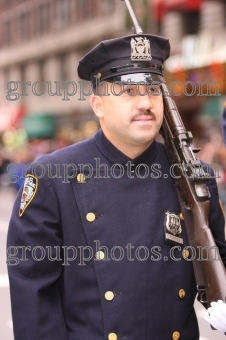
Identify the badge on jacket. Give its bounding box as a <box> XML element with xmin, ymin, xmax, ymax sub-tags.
<box><xmin>19</xmin><ymin>175</ymin><xmax>38</xmax><ymax>217</ymax></box>
<box><xmin>164</xmin><ymin>211</ymin><xmax>183</xmax><ymax>245</ymax></box>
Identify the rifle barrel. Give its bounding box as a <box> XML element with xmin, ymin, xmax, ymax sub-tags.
<box><xmin>122</xmin><ymin>0</ymin><xmax>143</xmax><ymax>34</ymax></box>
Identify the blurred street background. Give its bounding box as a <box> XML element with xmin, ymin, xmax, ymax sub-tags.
<box><xmin>0</xmin><ymin>0</ymin><xmax>226</xmax><ymax>339</ymax></box>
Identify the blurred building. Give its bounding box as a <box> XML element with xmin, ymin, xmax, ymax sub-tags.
<box><xmin>0</xmin><ymin>0</ymin><xmax>126</xmax><ymax>139</ymax></box>
<box><xmin>154</xmin><ymin>0</ymin><xmax>226</xmax><ymax>53</ymax></box>
<box><xmin>153</xmin><ymin>0</ymin><xmax>226</xmax><ymax>137</ymax></box>
<box><xmin>1</xmin><ymin>0</ymin><xmax>225</xmax><ymax>140</ymax></box>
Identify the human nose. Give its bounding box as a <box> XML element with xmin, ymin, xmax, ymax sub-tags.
<box><xmin>135</xmin><ymin>89</ymin><xmax>154</xmax><ymax>111</ymax></box>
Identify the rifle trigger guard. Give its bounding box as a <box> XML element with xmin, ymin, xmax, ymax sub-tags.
<box><xmin>197</xmin><ymin>285</ymin><xmax>207</xmax><ymax>304</ymax></box>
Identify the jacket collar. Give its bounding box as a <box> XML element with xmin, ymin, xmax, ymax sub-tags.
<box><xmin>94</xmin><ymin>129</ymin><xmax>158</xmax><ymax>168</ymax></box>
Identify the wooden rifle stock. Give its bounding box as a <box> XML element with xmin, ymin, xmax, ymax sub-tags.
<box><xmin>160</xmin><ymin>80</ymin><xmax>226</xmax><ymax>306</ymax></box>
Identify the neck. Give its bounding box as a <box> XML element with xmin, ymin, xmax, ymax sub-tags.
<box><xmin>102</xmin><ymin>129</ymin><xmax>153</xmax><ymax>159</ymax></box>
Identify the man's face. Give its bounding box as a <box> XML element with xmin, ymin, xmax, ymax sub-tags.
<box><xmin>91</xmin><ymin>82</ymin><xmax>164</xmax><ymax>152</ymax></box>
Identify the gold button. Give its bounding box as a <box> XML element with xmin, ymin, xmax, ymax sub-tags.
<box><xmin>182</xmin><ymin>249</ymin><xmax>189</xmax><ymax>259</ymax></box>
<box><xmin>172</xmin><ymin>331</ymin><xmax>180</xmax><ymax>340</ymax></box>
<box><xmin>178</xmin><ymin>213</ymin><xmax>184</xmax><ymax>220</ymax></box>
<box><xmin>95</xmin><ymin>251</ymin><xmax>105</xmax><ymax>260</ymax></box>
<box><xmin>86</xmin><ymin>213</ymin><xmax>96</xmax><ymax>222</ymax></box>
<box><xmin>77</xmin><ymin>173</ymin><xmax>86</xmax><ymax>183</ymax></box>
<box><xmin>108</xmin><ymin>333</ymin><xmax>117</xmax><ymax>340</ymax></box>
<box><xmin>179</xmin><ymin>289</ymin><xmax>186</xmax><ymax>298</ymax></box>
<box><xmin>105</xmin><ymin>291</ymin><xmax>114</xmax><ymax>301</ymax></box>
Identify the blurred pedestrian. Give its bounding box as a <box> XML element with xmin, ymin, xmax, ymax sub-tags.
<box><xmin>222</xmin><ymin>102</ymin><xmax>226</xmax><ymax>145</ymax></box>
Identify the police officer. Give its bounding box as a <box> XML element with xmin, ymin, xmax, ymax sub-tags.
<box><xmin>7</xmin><ymin>33</ymin><xmax>226</xmax><ymax>340</ymax></box>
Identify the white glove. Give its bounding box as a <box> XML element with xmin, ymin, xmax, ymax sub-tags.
<box><xmin>204</xmin><ymin>300</ymin><xmax>226</xmax><ymax>331</ymax></box>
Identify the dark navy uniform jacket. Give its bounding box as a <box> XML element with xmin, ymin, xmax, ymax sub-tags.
<box><xmin>7</xmin><ymin>130</ymin><xmax>226</xmax><ymax>340</ymax></box>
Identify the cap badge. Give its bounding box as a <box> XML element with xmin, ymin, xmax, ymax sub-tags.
<box><xmin>131</xmin><ymin>37</ymin><xmax>152</xmax><ymax>61</ymax></box>
<box><xmin>164</xmin><ymin>211</ymin><xmax>183</xmax><ymax>245</ymax></box>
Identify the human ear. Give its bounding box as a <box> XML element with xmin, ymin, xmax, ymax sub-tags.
<box><xmin>90</xmin><ymin>94</ymin><xmax>104</xmax><ymax>118</ymax></box>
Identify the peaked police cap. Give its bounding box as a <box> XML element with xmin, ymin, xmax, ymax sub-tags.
<box><xmin>77</xmin><ymin>34</ymin><xmax>170</xmax><ymax>85</ymax></box>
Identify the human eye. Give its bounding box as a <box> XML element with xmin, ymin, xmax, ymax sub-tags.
<box><xmin>124</xmin><ymin>88</ymin><xmax>133</xmax><ymax>95</ymax></box>
<box><xmin>122</xmin><ymin>86</ymin><xmax>136</xmax><ymax>96</ymax></box>
<box><xmin>148</xmin><ymin>85</ymin><xmax>161</xmax><ymax>96</ymax></box>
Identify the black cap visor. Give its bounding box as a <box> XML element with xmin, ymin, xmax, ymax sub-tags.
<box><xmin>106</xmin><ymin>72</ymin><xmax>162</xmax><ymax>84</ymax></box>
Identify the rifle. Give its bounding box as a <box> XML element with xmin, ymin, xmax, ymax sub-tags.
<box><xmin>122</xmin><ymin>0</ymin><xmax>226</xmax><ymax>306</ymax></box>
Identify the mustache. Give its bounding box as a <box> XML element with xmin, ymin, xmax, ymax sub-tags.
<box><xmin>132</xmin><ymin>110</ymin><xmax>156</xmax><ymax>121</ymax></box>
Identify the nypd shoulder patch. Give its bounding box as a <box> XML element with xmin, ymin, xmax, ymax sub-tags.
<box><xmin>19</xmin><ymin>174</ymin><xmax>38</xmax><ymax>217</ymax></box>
